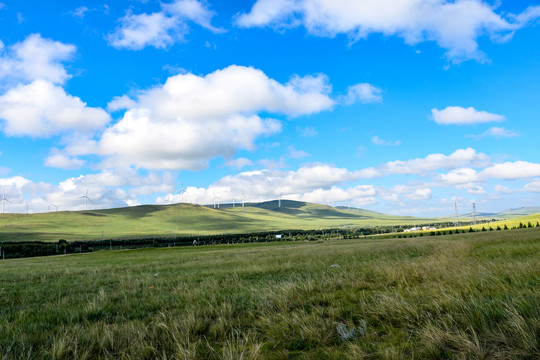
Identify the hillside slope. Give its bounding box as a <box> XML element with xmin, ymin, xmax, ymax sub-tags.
<box><xmin>0</xmin><ymin>200</ymin><xmax>436</xmax><ymax>242</ymax></box>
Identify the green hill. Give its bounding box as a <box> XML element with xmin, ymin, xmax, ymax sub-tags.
<box><xmin>0</xmin><ymin>200</ymin><xmax>436</xmax><ymax>242</ymax></box>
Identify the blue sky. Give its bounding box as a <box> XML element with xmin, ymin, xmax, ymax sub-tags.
<box><xmin>0</xmin><ymin>0</ymin><xmax>539</xmax><ymax>216</ymax></box>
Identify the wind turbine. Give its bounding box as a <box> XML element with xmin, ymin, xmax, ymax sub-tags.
<box><xmin>1</xmin><ymin>189</ymin><xmax>11</xmax><ymax>214</ymax></box>
<box><xmin>454</xmin><ymin>201</ymin><xmax>459</xmax><ymax>227</ymax></box>
<box><xmin>49</xmin><ymin>203</ymin><xmax>59</xmax><ymax>212</ymax></box>
<box><xmin>80</xmin><ymin>189</ymin><xmax>92</xmax><ymax>210</ymax></box>
<box><xmin>177</xmin><ymin>183</ymin><xmax>187</xmax><ymax>203</ymax></box>
<box><xmin>241</xmin><ymin>192</ymin><xmax>247</xmax><ymax>208</ymax></box>
<box><xmin>212</xmin><ymin>192</ymin><xmax>220</xmax><ymax>209</ymax></box>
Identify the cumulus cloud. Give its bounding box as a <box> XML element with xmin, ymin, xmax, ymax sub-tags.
<box><xmin>236</xmin><ymin>0</ymin><xmax>540</xmax><ymax>62</ymax></box>
<box><xmin>0</xmin><ymin>35</ymin><xmax>110</xmax><ymax>140</ymax></box>
<box><xmin>372</xmin><ymin>135</ymin><xmax>401</xmax><ymax>146</ymax></box>
<box><xmin>436</xmin><ymin>161</ymin><xmax>540</xmax><ymax>187</ymax></box>
<box><xmin>390</xmin><ymin>184</ymin><xmax>431</xmax><ymax>200</ymax></box>
<box><xmin>357</xmin><ymin>147</ymin><xmax>489</xmax><ymax>178</ymax></box>
<box><xmin>45</xmin><ymin>153</ymin><xmax>85</xmax><ymax>169</ymax></box>
<box><xmin>107</xmin><ymin>12</ymin><xmax>181</xmax><ymax>50</ymax></box>
<box><xmin>224</xmin><ymin>158</ymin><xmax>253</xmax><ymax>169</ymax></box>
<box><xmin>159</xmin><ymin>163</ymin><xmax>370</xmax><ymax>205</ymax></box>
<box><xmin>71</xmin><ymin>6</ymin><xmax>92</xmax><ymax>18</ymax></box>
<box><xmin>297</xmin><ymin>126</ymin><xmax>317</xmax><ymax>137</ymax></box>
<box><xmin>0</xmin><ymin>169</ymin><xmax>177</xmax><ymax>213</ymax></box>
<box><xmin>66</xmin><ymin>65</ymin><xmax>334</xmax><ymax>170</ymax></box>
<box><xmin>163</xmin><ymin>0</ymin><xmax>224</xmax><ymax>33</ymax></box>
<box><xmin>342</xmin><ymin>83</ymin><xmax>382</xmax><ymax>104</ymax></box>
<box><xmin>288</xmin><ymin>146</ymin><xmax>309</xmax><ymax>159</ymax></box>
<box><xmin>0</xmin><ymin>80</ymin><xmax>110</xmax><ymax>137</ymax></box>
<box><xmin>298</xmin><ymin>186</ymin><xmax>377</xmax><ymax>206</ymax></box>
<box><xmin>431</xmin><ymin>106</ymin><xmax>505</xmax><ymax>125</ymax></box>
<box><xmin>439</xmin><ymin>168</ymin><xmax>480</xmax><ymax>185</ymax></box>
<box><xmin>0</xmin><ymin>33</ymin><xmax>75</xmax><ymax>86</ymax></box>
<box><xmin>108</xmin><ymin>0</ymin><xmax>222</xmax><ymax>50</ymax></box>
<box><xmin>480</xmin><ymin>161</ymin><xmax>540</xmax><ymax>180</ymax></box>
<box><xmin>467</xmin><ymin>126</ymin><xmax>521</xmax><ymax>139</ymax></box>
<box><xmin>524</xmin><ymin>180</ymin><xmax>540</xmax><ymax>192</ymax></box>
<box><xmin>494</xmin><ymin>184</ymin><xmax>516</xmax><ymax>194</ymax></box>
<box><xmin>467</xmin><ymin>185</ymin><xmax>486</xmax><ymax>195</ymax></box>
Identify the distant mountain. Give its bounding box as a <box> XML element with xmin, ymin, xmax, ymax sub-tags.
<box><xmin>495</xmin><ymin>206</ymin><xmax>540</xmax><ymax>217</ymax></box>
<box><xmin>453</xmin><ymin>206</ymin><xmax>540</xmax><ymax>220</ymax></box>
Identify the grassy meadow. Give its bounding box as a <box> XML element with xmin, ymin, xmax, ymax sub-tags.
<box><xmin>1</xmin><ymin>228</ymin><xmax>539</xmax><ymax>359</ymax></box>
<box><xmin>0</xmin><ymin>201</ymin><xmax>436</xmax><ymax>242</ymax></box>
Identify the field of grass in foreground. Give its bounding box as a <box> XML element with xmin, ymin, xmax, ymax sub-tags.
<box><xmin>1</xmin><ymin>229</ymin><xmax>539</xmax><ymax>359</ymax></box>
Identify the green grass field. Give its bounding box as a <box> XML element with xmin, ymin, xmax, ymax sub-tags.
<box><xmin>1</xmin><ymin>228</ymin><xmax>538</xmax><ymax>359</ymax></box>
<box><xmin>0</xmin><ymin>200</ymin><xmax>438</xmax><ymax>242</ymax></box>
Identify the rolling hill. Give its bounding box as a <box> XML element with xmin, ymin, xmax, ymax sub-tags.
<box><xmin>0</xmin><ymin>200</ymin><xmax>436</xmax><ymax>242</ymax></box>
<box><xmin>1</xmin><ymin>200</ymin><xmax>538</xmax><ymax>243</ymax></box>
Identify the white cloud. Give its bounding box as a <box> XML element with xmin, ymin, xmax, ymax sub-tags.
<box><xmin>372</xmin><ymin>135</ymin><xmax>401</xmax><ymax>146</ymax></box>
<box><xmin>404</xmin><ymin>188</ymin><xmax>432</xmax><ymax>200</ymax></box>
<box><xmin>159</xmin><ymin>163</ymin><xmax>370</xmax><ymax>205</ymax></box>
<box><xmin>107</xmin><ymin>95</ymin><xmax>138</xmax><ymax>112</ymax></box>
<box><xmin>163</xmin><ymin>0</ymin><xmax>224</xmax><ymax>33</ymax></box>
<box><xmin>390</xmin><ymin>184</ymin><xmax>431</xmax><ymax>200</ymax></box>
<box><xmin>236</xmin><ymin>0</ymin><xmax>540</xmax><ymax>62</ymax></box>
<box><xmin>67</xmin><ymin>65</ymin><xmax>334</xmax><ymax>170</ymax></box>
<box><xmin>431</xmin><ymin>106</ymin><xmax>505</xmax><ymax>125</ymax></box>
<box><xmin>108</xmin><ymin>0</ymin><xmax>221</xmax><ymax>50</ymax></box>
<box><xmin>45</xmin><ymin>153</ymin><xmax>85</xmax><ymax>169</ymax></box>
<box><xmin>0</xmin><ymin>80</ymin><xmax>110</xmax><ymax>137</ymax></box>
<box><xmin>524</xmin><ymin>180</ymin><xmax>540</xmax><ymax>193</ymax></box>
<box><xmin>107</xmin><ymin>11</ymin><xmax>181</xmax><ymax>50</ymax></box>
<box><xmin>0</xmin><ymin>169</ymin><xmax>179</xmax><ymax>213</ymax></box>
<box><xmin>224</xmin><ymin>158</ymin><xmax>253</xmax><ymax>169</ymax></box>
<box><xmin>298</xmin><ymin>185</ymin><xmax>376</xmax><ymax>205</ymax></box>
<box><xmin>288</xmin><ymin>146</ymin><xmax>309</xmax><ymax>159</ymax></box>
<box><xmin>466</xmin><ymin>185</ymin><xmax>486</xmax><ymax>195</ymax></box>
<box><xmin>494</xmin><ymin>184</ymin><xmax>516</xmax><ymax>194</ymax></box>
<box><xmin>71</xmin><ymin>6</ymin><xmax>91</xmax><ymax>18</ymax></box>
<box><xmin>0</xmin><ymin>33</ymin><xmax>75</xmax><ymax>86</ymax></box>
<box><xmin>98</xmin><ymin>110</ymin><xmax>280</xmax><ymax>170</ymax></box>
<box><xmin>467</xmin><ymin>126</ymin><xmax>521</xmax><ymax>139</ymax></box>
<box><xmin>297</xmin><ymin>126</ymin><xmax>317</xmax><ymax>137</ymax></box>
<box><xmin>358</xmin><ymin>148</ymin><xmax>489</xmax><ymax>178</ymax></box>
<box><xmin>513</xmin><ymin>5</ymin><xmax>540</xmax><ymax>26</ymax></box>
<box><xmin>342</xmin><ymin>83</ymin><xmax>382</xmax><ymax>104</ymax></box>
<box><xmin>439</xmin><ymin>168</ymin><xmax>480</xmax><ymax>185</ymax></box>
<box><xmin>436</xmin><ymin>161</ymin><xmax>540</xmax><ymax>185</ymax></box>
<box><xmin>481</xmin><ymin>161</ymin><xmax>540</xmax><ymax>180</ymax></box>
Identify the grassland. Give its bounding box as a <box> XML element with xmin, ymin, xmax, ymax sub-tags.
<box><xmin>426</xmin><ymin>213</ymin><xmax>540</xmax><ymax>234</ymax></box>
<box><xmin>0</xmin><ymin>200</ymin><xmax>437</xmax><ymax>242</ymax></box>
<box><xmin>1</xmin><ymin>228</ymin><xmax>539</xmax><ymax>359</ymax></box>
